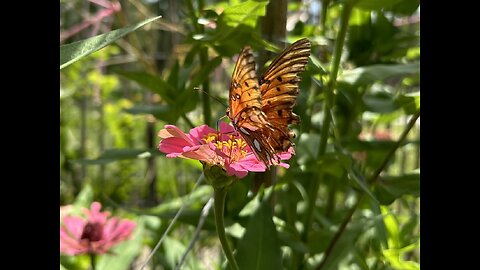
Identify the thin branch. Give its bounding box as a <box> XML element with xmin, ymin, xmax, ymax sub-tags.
<box><xmin>301</xmin><ymin>0</ymin><xmax>354</xmax><ymax>254</ymax></box>
<box><xmin>315</xmin><ymin>110</ymin><xmax>420</xmax><ymax>269</ymax></box>
<box><xmin>175</xmin><ymin>197</ymin><xmax>214</xmax><ymax>270</ymax></box>
<box><xmin>138</xmin><ymin>173</ymin><xmax>205</xmax><ymax>270</ymax></box>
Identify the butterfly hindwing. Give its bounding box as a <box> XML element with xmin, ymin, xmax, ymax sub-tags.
<box><xmin>257</xmin><ymin>39</ymin><xmax>311</xmax><ymax>154</ymax></box>
<box><xmin>260</xmin><ymin>38</ymin><xmax>310</xmax><ymax>126</ymax></box>
<box><xmin>227</xmin><ymin>39</ymin><xmax>311</xmax><ymax>167</ymax></box>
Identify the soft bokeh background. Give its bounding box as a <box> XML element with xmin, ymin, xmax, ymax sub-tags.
<box><xmin>60</xmin><ymin>0</ymin><xmax>420</xmax><ymax>269</ymax></box>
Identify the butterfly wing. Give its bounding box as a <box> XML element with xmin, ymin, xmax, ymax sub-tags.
<box><xmin>258</xmin><ymin>38</ymin><xmax>311</xmax><ymax>153</ymax></box>
<box><xmin>227</xmin><ymin>39</ymin><xmax>311</xmax><ymax>167</ymax></box>
<box><xmin>227</xmin><ymin>46</ymin><xmax>279</xmax><ymax>166</ymax></box>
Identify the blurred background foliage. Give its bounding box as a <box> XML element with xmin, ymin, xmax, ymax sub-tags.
<box><xmin>60</xmin><ymin>0</ymin><xmax>419</xmax><ymax>269</ymax></box>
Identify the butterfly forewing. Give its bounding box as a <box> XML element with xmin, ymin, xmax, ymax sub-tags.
<box><xmin>228</xmin><ymin>47</ymin><xmax>262</xmax><ymax>123</ymax></box>
<box><xmin>258</xmin><ymin>38</ymin><xmax>311</xmax><ymax>153</ymax></box>
<box><xmin>228</xmin><ymin>46</ymin><xmax>277</xmax><ymax>165</ymax></box>
<box><xmin>227</xmin><ymin>39</ymin><xmax>311</xmax><ymax>167</ymax></box>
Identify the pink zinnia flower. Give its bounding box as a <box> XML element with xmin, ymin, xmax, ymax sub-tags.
<box><xmin>60</xmin><ymin>202</ymin><xmax>136</xmax><ymax>255</ymax></box>
<box><xmin>158</xmin><ymin>122</ymin><xmax>293</xmax><ymax>178</ymax></box>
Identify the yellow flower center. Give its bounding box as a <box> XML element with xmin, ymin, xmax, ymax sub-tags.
<box><xmin>203</xmin><ymin>133</ymin><xmax>248</xmax><ymax>163</ymax></box>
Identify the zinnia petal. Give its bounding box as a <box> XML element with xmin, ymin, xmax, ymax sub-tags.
<box><xmin>60</xmin><ymin>202</ymin><xmax>136</xmax><ymax>256</ymax></box>
<box><xmin>187</xmin><ymin>125</ymin><xmax>217</xmax><ymax>144</ymax></box>
<box><xmin>158</xmin><ymin>125</ymin><xmax>193</xmax><ymax>142</ymax></box>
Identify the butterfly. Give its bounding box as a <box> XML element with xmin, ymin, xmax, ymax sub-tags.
<box><xmin>226</xmin><ymin>38</ymin><xmax>311</xmax><ymax>167</ymax></box>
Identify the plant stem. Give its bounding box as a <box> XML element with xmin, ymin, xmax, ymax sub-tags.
<box><xmin>200</xmin><ymin>47</ymin><xmax>212</xmax><ymax>127</ymax></box>
<box><xmin>370</xmin><ymin>110</ymin><xmax>420</xmax><ymax>185</ymax></box>
<box><xmin>89</xmin><ymin>253</ymin><xmax>96</xmax><ymax>270</ymax></box>
<box><xmin>181</xmin><ymin>113</ymin><xmax>195</xmax><ymax>129</ymax></box>
<box><xmin>315</xmin><ymin>109</ymin><xmax>420</xmax><ymax>269</ymax></box>
<box><xmin>319</xmin><ymin>0</ymin><xmax>331</xmax><ymax>34</ymax></box>
<box><xmin>300</xmin><ymin>0</ymin><xmax>354</xmax><ymax>258</ymax></box>
<box><xmin>213</xmin><ymin>188</ymin><xmax>239</xmax><ymax>270</ymax></box>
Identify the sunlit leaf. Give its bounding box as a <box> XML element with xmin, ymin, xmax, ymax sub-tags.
<box><xmin>356</xmin><ymin>0</ymin><xmax>405</xmax><ymax>10</ymax></box>
<box><xmin>73</xmin><ymin>184</ymin><xmax>94</xmax><ymax>208</ymax></box>
<box><xmin>124</xmin><ymin>105</ymin><xmax>178</xmax><ymax>123</ymax></box>
<box><xmin>338</xmin><ymin>63</ymin><xmax>419</xmax><ymax>86</ymax></box>
<box><xmin>60</xmin><ymin>16</ymin><xmax>161</xmax><ymax>69</ymax></box>
<box><xmin>73</xmin><ymin>149</ymin><xmax>156</xmax><ymax>165</ymax></box>
<box><xmin>115</xmin><ymin>71</ymin><xmax>173</xmax><ymax>103</ymax></box>
<box><xmin>220</xmin><ymin>0</ymin><xmax>269</xmax><ymax>27</ymax></box>
<box><xmin>375</xmin><ymin>173</ymin><xmax>420</xmax><ymax>205</ymax></box>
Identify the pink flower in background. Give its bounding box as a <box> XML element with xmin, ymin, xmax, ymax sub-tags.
<box><xmin>158</xmin><ymin>122</ymin><xmax>292</xmax><ymax>178</ymax></box>
<box><xmin>60</xmin><ymin>202</ymin><xmax>136</xmax><ymax>255</ymax></box>
<box><xmin>358</xmin><ymin>129</ymin><xmax>392</xmax><ymax>141</ymax></box>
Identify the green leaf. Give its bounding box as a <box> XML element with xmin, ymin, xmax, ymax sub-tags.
<box><xmin>370</xmin><ymin>198</ymin><xmax>389</xmax><ymax>247</ymax></box>
<box><xmin>74</xmin><ymin>184</ymin><xmax>94</xmax><ymax>208</ymax></box>
<box><xmin>297</xmin><ymin>133</ymin><xmax>321</xmax><ymax>163</ymax></box>
<box><xmin>363</xmin><ymin>91</ymin><xmax>399</xmax><ymax>113</ymax></box>
<box><xmin>307</xmin><ymin>55</ymin><xmax>328</xmax><ymax>75</ymax></box>
<box><xmin>146</xmin><ymin>185</ymin><xmax>213</xmax><ymax>215</ymax></box>
<box><xmin>60</xmin><ymin>16</ymin><xmax>161</xmax><ymax>69</ymax></box>
<box><xmin>73</xmin><ymin>149</ymin><xmax>155</xmax><ymax>165</ymax></box>
<box><xmin>60</xmin><ymin>255</ymin><xmax>89</xmax><ymax>270</ymax></box>
<box><xmin>189</xmin><ymin>56</ymin><xmax>222</xmax><ymax>88</ymax></box>
<box><xmin>375</xmin><ymin>173</ymin><xmax>420</xmax><ymax>205</ymax></box>
<box><xmin>386</xmin><ymin>0</ymin><xmax>420</xmax><ymax>16</ymax></box>
<box><xmin>338</xmin><ymin>63</ymin><xmax>419</xmax><ymax>86</ymax></box>
<box><xmin>347</xmin><ymin>166</ymin><xmax>379</xmax><ymax>203</ymax></box>
<box><xmin>96</xmin><ymin>216</ymin><xmax>146</xmax><ymax>270</ymax></box>
<box><xmin>124</xmin><ymin>105</ymin><xmax>178</xmax><ymax>123</ymax></box>
<box><xmin>356</xmin><ymin>0</ymin><xmax>405</xmax><ymax>10</ymax></box>
<box><xmin>221</xmin><ymin>0</ymin><xmax>269</xmax><ymax>27</ymax></box>
<box><xmin>395</xmin><ymin>92</ymin><xmax>420</xmax><ymax>114</ymax></box>
<box><xmin>115</xmin><ymin>71</ymin><xmax>174</xmax><ymax>103</ymax></box>
<box><xmin>162</xmin><ymin>237</ymin><xmax>188</xmax><ymax>268</ymax></box>
<box><xmin>235</xmin><ymin>199</ymin><xmax>283</xmax><ymax>270</ymax></box>
<box><xmin>277</xmin><ymin>230</ymin><xmax>310</xmax><ymax>254</ymax></box>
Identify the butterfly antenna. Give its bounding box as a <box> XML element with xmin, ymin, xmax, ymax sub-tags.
<box><xmin>194</xmin><ymin>87</ymin><xmax>228</xmax><ymax>108</ymax></box>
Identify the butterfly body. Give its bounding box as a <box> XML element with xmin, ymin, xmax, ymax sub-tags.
<box><xmin>227</xmin><ymin>38</ymin><xmax>311</xmax><ymax>167</ymax></box>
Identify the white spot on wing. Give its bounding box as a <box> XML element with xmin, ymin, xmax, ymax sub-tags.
<box><xmin>253</xmin><ymin>139</ymin><xmax>261</xmax><ymax>152</ymax></box>
<box><xmin>239</xmin><ymin>127</ymin><xmax>250</xmax><ymax>135</ymax></box>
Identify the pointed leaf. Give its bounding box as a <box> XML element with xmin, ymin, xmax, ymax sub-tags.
<box><xmin>221</xmin><ymin>0</ymin><xmax>269</xmax><ymax>28</ymax></box>
<box><xmin>235</xmin><ymin>199</ymin><xmax>282</xmax><ymax>270</ymax></box>
<box><xmin>375</xmin><ymin>173</ymin><xmax>420</xmax><ymax>205</ymax></box>
<box><xmin>356</xmin><ymin>0</ymin><xmax>405</xmax><ymax>10</ymax></box>
<box><xmin>60</xmin><ymin>16</ymin><xmax>161</xmax><ymax>69</ymax></box>
<box><xmin>115</xmin><ymin>71</ymin><xmax>174</xmax><ymax>103</ymax></box>
<box><xmin>338</xmin><ymin>63</ymin><xmax>419</xmax><ymax>86</ymax></box>
<box><xmin>124</xmin><ymin>105</ymin><xmax>178</xmax><ymax>123</ymax></box>
<box><xmin>72</xmin><ymin>149</ymin><xmax>155</xmax><ymax>165</ymax></box>
<box><xmin>189</xmin><ymin>56</ymin><xmax>222</xmax><ymax>88</ymax></box>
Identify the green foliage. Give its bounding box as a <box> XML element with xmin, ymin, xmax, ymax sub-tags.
<box><xmin>60</xmin><ymin>16</ymin><xmax>162</xmax><ymax>69</ymax></box>
<box><xmin>60</xmin><ymin>0</ymin><xmax>419</xmax><ymax>269</ymax></box>
<box><xmin>236</xmin><ymin>199</ymin><xmax>283</xmax><ymax>270</ymax></box>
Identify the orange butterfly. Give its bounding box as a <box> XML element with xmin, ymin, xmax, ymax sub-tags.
<box><xmin>226</xmin><ymin>38</ymin><xmax>311</xmax><ymax>167</ymax></box>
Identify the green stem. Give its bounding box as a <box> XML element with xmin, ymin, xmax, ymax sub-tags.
<box><xmin>315</xmin><ymin>109</ymin><xmax>420</xmax><ymax>269</ymax></box>
<box><xmin>200</xmin><ymin>47</ymin><xmax>212</xmax><ymax>126</ymax></box>
<box><xmin>89</xmin><ymin>253</ymin><xmax>96</xmax><ymax>270</ymax></box>
<box><xmin>213</xmin><ymin>188</ymin><xmax>239</xmax><ymax>270</ymax></box>
<box><xmin>319</xmin><ymin>2</ymin><xmax>352</xmax><ymax>156</ymax></box>
<box><xmin>181</xmin><ymin>113</ymin><xmax>195</xmax><ymax>128</ymax></box>
<box><xmin>369</xmin><ymin>110</ymin><xmax>420</xmax><ymax>185</ymax></box>
<box><xmin>319</xmin><ymin>0</ymin><xmax>331</xmax><ymax>34</ymax></box>
<box><xmin>301</xmin><ymin>0</ymin><xmax>354</xmax><ymax>252</ymax></box>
